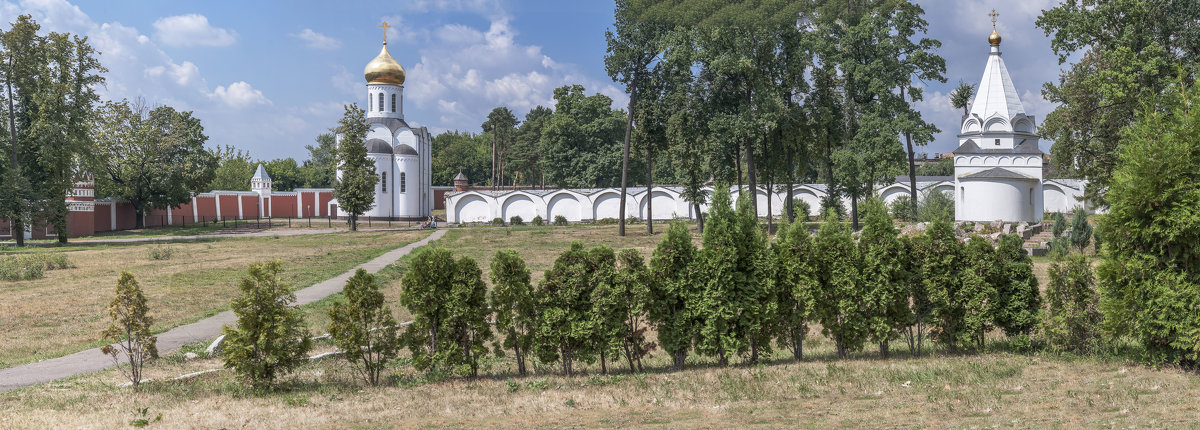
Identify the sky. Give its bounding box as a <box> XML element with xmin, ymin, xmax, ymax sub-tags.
<box><xmin>0</xmin><ymin>0</ymin><xmax>1068</xmax><ymax>161</ymax></box>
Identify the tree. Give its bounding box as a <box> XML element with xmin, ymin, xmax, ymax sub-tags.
<box><xmin>992</xmin><ymin>234</ymin><xmax>1041</xmax><ymax>343</ymax></box>
<box><xmin>914</xmin><ymin>158</ymin><xmax>953</xmax><ymax>176</ymax></box>
<box><xmin>301</xmin><ymin>132</ymin><xmax>337</xmax><ymax>188</ymax></box>
<box><xmin>962</xmin><ymin>236</ymin><xmax>998</xmax><ymax>349</ymax></box>
<box><xmin>333</xmin><ymin>104</ymin><xmax>377</xmax><ymax>231</ymax></box>
<box><xmin>534</xmin><ymin>242</ymin><xmax>601</xmax><ymax>376</ymax></box>
<box><xmin>858</xmin><ymin>198</ymin><xmax>911</xmax><ymax>358</ymax></box>
<box><xmin>220</xmin><ymin>260</ymin><xmax>312</xmax><ymax>389</ymax></box>
<box><xmin>1043</xmin><ymin>254</ymin><xmax>1102</xmax><ymax>354</ymax></box>
<box><xmin>509</xmin><ymin>106</ymin><xmax>552</xmax><ymax>187</ymax></box>
<box><xmin>647</xmin><ymin>221</ymin><xmax>698</xmax><ymax>368</ymax></box>
<box><xmin>1052</xmin><ymin>212</ymin><xmax>1067</xmax><ymax>238</ymax></box>
<box><xmin>0</xmin><ymin>15</ymin><xmax>104</xmax><ymax>246</ymax></box>
<box><xmin>401</xmin><ymin>247</ymin><xmax>492</xmax><ymax>377</ymax></box>
<box><xmin>919</xmin><ymin>220</ymin><xmax>971</xmax><ymax>352</ymax></box>
<box><xmin>539</xmin><ymin>85</ymin><xmax>629</xmax><ymax>188</ymax></box>
<box><xmin>1036</xmin><ymin>0</ymin><xmax>1200</xmax><ymax>205</ymax></box>
<box><xmin>328</xmin><ymin>269</ymin><xmax>401</xmax><ymax>386</ymax></box>
<box><xmin>813</xmin><ymin>208</ymin><xmax>865</xmax><ymax>358</ymax></box>
<box><xmin>90</xmin><ymin>100</ymin><xmax>217</xmax><ymax>229</ymax></box>
<box><xmin>208</xmin><ymin>145</ymin><xmax>253</xmax><ymax>191</ymax></box>
<box><xmin>1069</xmin><ymin>208</ymin><xmax>1092</xmax><ymax>252</ymax></box>
<box><xmin>594</xmin><ymin>248</ymin><xmax>653</xmax><ymax>373</ymax></box>
<box><xmin>1097</xmin><ymin>84</ymin><xmax>1200</xmax><ymax>365</ymax></box>
<box><xmin>100</xmin><ymin>272</ymin><xmax>157</xmax><ymax>390</ymax></box>
<box><xmin>948</xmin><ymin>80</ymin><xmax>975</xmax><ymax>118</ymax></box>
<box><xmin>481</xmin><ymin>107</ymin><xmax>518</xmax><ymax>188</ymax></box>
<box><xmin>431</xmin><ymin>130</ymin><xmax>489</xmax><ymax>187</ymax></box>
<box><xmin>263</xmin><ymin>158</ymin><xmax>302</xmax><ymax>191</ymax></box>
<box><xmin>489</xmin><ymin>250</ymin><xmax>536</xmax><ymax>375</ymax></box>
<box><xmin>772</xmin><ymin>216</ymin><xmax>817</xmax><ymax>361</ymax></box>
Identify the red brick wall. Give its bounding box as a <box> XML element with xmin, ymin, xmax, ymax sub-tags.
<box><xmin>67</xmin><ymin>210</ymin><xmax>94</xmax><ymax>237</ymax></box>
<box><xmin>271</xmin><ymin>195</ymin><xmax>297</xmax><ymax>218</ymax></box>
<box><xmin>195</xmin><ymin>196</ymin><xmax>217</xmax><ymax>222</ymax></box>
<box><xmin>172</xmin><ymin>201</ymin><xmax>194</xmax><ymax>225</ymax></box>
<box><xmin>93</xmin><ymin>203</ymin><xmax>112</xmax><ymax>232</ymax></box>
<box><xmin>240</xmin><ymin>195</ymin><xmax>259</xmax><ymax>219</ymax></box>
<box><xmin>114</xmin><ymin>202</ymin><xmax>136</xmax><ymax>230</ymax></box>
<box><xmin>218</xmin><ymin>195</ymin><xmax>239</xmax><ymax>219</ymax></box>
<box><xmin>316</xmin><ymin>191</ymin><xmax>333</xmax><ymax>217</ymax></box>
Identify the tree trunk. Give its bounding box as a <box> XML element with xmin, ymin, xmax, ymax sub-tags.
<box><xmin>791</xmin><ymin>329</ymin><xmax>804</xmax><ymax>361</ymax></box>
<box><xmin>135</xmin><ymin>209</ymin><xmax>145</xmax><ymax>229</ymax></box>
<box><xmin>491</xmin><ymin>126</ymin><xmax>497</xmax><ymax>191</ymax></box>
<box><xmin>694</xmin><ymin>203</ymin><xmax>704</xmax><ymax>234</ymax></box>
<box><xmin>850</xmin><ymin>194</ymin><xmax>859</xmax><ymax>231</ymax></box>
<box><xmin>6</xmin><ymin>57</ymin><xmax>23</xmax><ymax>247</ymax></box>
<box><xmin>880</xmin><ymin>339</ymin><xmax>890</xmax><ymax>359</ymax></box>
<box><xmin>902</xmin><ymin>88</ymin><xmax>920</xmax><ymax>221</ymax></box>
<box><xmin>786</xmin><ymin>144</ymin><xmax>795</xmax><ymax>223</ymax></box>
<box><xmin>646</xmin><ymin>142</ymin><xmax>653</xmax><ymax>234</ymax></box>
<box><xmin>735</xmin><ymin>151</ymin><xmax>743</xmax><ymax>193</ymax></box>
<box><xmin>600</xmin><ymin>349</ymin><xmax>608</xmax><ymax>375</ymax></box>
<box><xmin>618</xmin><ymin>86</ymin><xmax>636</xmax><ymax>237</ymax></box>
<box><xmin>672</xmin><ymin>350</ymin><xmax>687</xmax><ymax>370</ymax></box>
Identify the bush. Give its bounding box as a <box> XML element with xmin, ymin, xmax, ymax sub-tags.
<box><xmin>1042</xmin><ymin>255</ymin><xmax>1102</xmax><ymax>354</ymax></box>
<box><xmin>147</xmin><ymin>246</ymin><xmax>173</xmax><ymax>261</ymax></box>
<box><xmin>791</xmin><ymin>198</ymin><xmax>812</xmax><ymax>221</ymax></box>
<box><xmin>626</xmin><ymin>215</ymin><xmax>639</xmax><ymax>225</ymax></box>
<box><xmin>1052</xmin><ymin>212</ymin><xmax>1067</xmax><ymax>238</ymax></box>
<box><xmin>531</xmin><ymin>215</ymin><xmax>544</xmax><ymax>226</ymax></box>
<box><xmin>328</xmin><ymin>269</ymin><xmax>402</xmax><ymax>386</ymax></box>
<box><xmin>100</xmin><ymin>272</ymin><xmax>158</xmax><ymax>389</ymax></box>
<box><xmin>534</xmin><ymin>242</ymin><xmax>607</xmax><ymax>376</ymax></box>
<box><xmin>813</xmin><ymin>207</ymin><xmax>866</xmax><ymax>358</ymax></box>
<box><xmin>819</xmin><ymin>194</ymin><xmax>845</xmax><ymax>220</ymax></box>
<box><xmin>553</xmin><ymin>215</ymin><xmax>569</xmax><ymax>226</ymax></box>
<box><xmin>0</xmin><ymin>253</ymin><xmax>72</xmax><ymax>281</ymax></box>
<box><xmin>889</xmin><ymin>195</ymin><xmax>916</xmax><ymax>222</ymax></box>
<box><xmin>509</xmin><ymin>215</ymin><xmax>525</xmax><ymax>226</ymax></box>
<box><xmin>491</xmin><ymin>217</ymin><xmax>506</xmax><ymax>226</ymax></box>
<box><xmin>596</xmin><ymin>217</ymin><xmax>619</xmax><ymax>225</ymax></box>
<box><xmin>648</xmin><ymin>221</ymin><xmax>699</xmax><ymax>368</ymax></box>
<box><xmin>220</xmin><ymin>260</ymin><xmax>312</xmax><ymax>389</ymax></box>
<box><xmin>490</xmin><ymin>250</ymin><xmax>536</xmax><ymax>375</ymax></box>
<box><xmin>858</xmin><ymin>198</ymin><xmax>911</xmax><ymax>358</ymax></box>
<box><xmin>918</xmin><ymin>190</ymin><xmax>954</xmax><ymax>223</ymax></box>
<box><xmin>992</xmin><ymin>234</ymin><xmax>1041</xmax><ymax>339</ymax></box>
<box><xmin>1069</xmin><ymin>208</ymin><xmax>1092</xmax><ymax>252</ymax></box>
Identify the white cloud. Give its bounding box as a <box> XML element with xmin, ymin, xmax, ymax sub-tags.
<box><xmin>291</xmin><ymin>28</ymin><xmax>340</xmax><ymax>50</ymax></box>
<box><xmin>210</xmin><ymin>81</ymin><xmax>270</xmax><ymax>108</ymax></box>
<box><xmin>152</xmin><ymin>14</ymin><xmax>236</xmax><ymax>47</ymax></box>
<box><xmin>145</xmin><ymin>61</ymin><xmax>201</xmax><ymax>87</ymax></box>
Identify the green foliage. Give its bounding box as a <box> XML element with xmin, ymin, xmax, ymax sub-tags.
<box><xmin>948</xmin><ymin>80</ymin><xmax>975</xmax><ymax>117</ymax></box>
<box><xmin>540</xmin><ymin>85</ymin><xmax>629</xmax><ymax>188</ymax></box>
<box><xmin>1097</xmin><ymin>85</ymin><xmax>1200</xmax><ymax>366</ymax></box>
<box><xmin>328</xmin><ymin>269</ymin><xmax>401</xmax><ymax>386</ymax></box>
<box><xmin>858</xmin><ymin>198</ymin><xmax>911</xmax><ymax>357</ymax></box>
<box><xmin>146</xmin><ymin>246</ymin><xmax>172</xmax><ymax>261</ymax></box>
<box><xmin>301</xmin><ymin>132</ymin><xmax>337</xmax><ymax>188</ymax></box>
<box><xmin>534</xmin><ymin>242</ymin><xmax>605</xmax><ymax>375</ymax></box>
<box><xmin>812</xmin><ymin>208</ymin><xmax>865</xmax><ymax>358</ymax></box>
<box><xmin>1069</xmin><ymin>208</ymin><xmax>1092</xmax><ymax>252</ymax></box>
<box><xmin>491</xmin><ymin>217</ymin><xmax>505</xmax><ymax>226</ymax></box>
<box><xmin>918</xmin><ymin>220</ymin><xmax>973</xmax><ymax>352</ymax></box>
<box><xmin>0</xmin><ymin>252</ymin><xmax>71</xmax><ymax>281</ymax></box>
<box><xmin>553</xmin><ymin>215</ymin><xmax>569</xmax><ymax>226</ymax></box>
<box><xmin>509</xmin><ymin>215</ymin><xmax>524</xmax><ymax>226</ymax></box>
<box><xmin>648</xmin><ymin>221</ymin><xmax>699</xmax><ymax>368</ymax></box>
<box><xmin>1052</xmin><ymin>212</ymin><xmax>1067</xmax><ymax>238</ymax></box>
<box><xmin>100</xmin><ymin>272</ymin><xmax>157</xmax><ymax>389</ymax></box>
<box><xmin>400</xmin><ymin>247</ymin><xmax>492</xmax><ymax>377</ymax></box>
<box><xmin>90</xmin><ymin>100</ymin><xmax>218</xmax><ymax>228</ymax></box>
<box><xmin>208</xmin><ymin>145</ymin><xmax>253</xmax><ymax>192</ymax></box>
<box><xmin>262</xmin><ymin>158</ymin><xmax>302</xmax><ymax>192</ymax></box>
<box><xmin>918</xmin><ymin>190</ymin><xmax>954</xmax><ymax>223</ymax></box>
<box><xmin>914</xmin><ymin>158</ymin><xmax>954</xmax><ymax>177</ymax></box>
<box><xmin>791</xmin><ymin>198</ymin><xmax>811</xmax><ymax>221</ymax></box>
<box><xmin>489</xmin><ymin>250</ymin><xmax>536</xmax><ymax>375</ymax></box>
<box><xmin>819</xmin><ymin>195</ymin><xmax>845</xmax><ymax>220</ymax></box>
<box><xmin>889</xmin><ymin>194</ymin><xmax>914</xmax><ymax>222</ymax></box>
<box><xmin>593</xmin><ymin>248</ymin><xmax>653</xmax><ymax>373</ymax></box>
<box><xmin>772</xmin><ymin>216</ymin><xmax>817</xmax><ymax>361</ymax></box>
<box><xmin>482</xmin><ymin>107</ymin><xmax>519</xmax><ymax>186</ymax></box>
<box><xmin>219</xmin><ymin>260</ymin><xmax>311</xmax><ymax>389</ymax></box>
<box><xmin>531</xmin><ymin>215</ymin><xmax>544</xmax><ymax>226</ymax></box>
<box><xmin>128</xmin><ymin>406</ymin><xmax>162</xmax><ymax>427</ymax></box>
<box><xmin>1043</xmin><ymin>255</ymin><xmax>1102</xmax><ymax>354</ymax></box>
<box><xmin>333</xmin><ymin>104</ymin><xmax>378</xmax><ymax>231</ymax></box>
<box><xmin>961</xmin><ymin>236</ymin><xmax>999</xmax><ymax>350</ymax></box>
<box><xmin>992</xmin><ymin>234</ymin><xmax>1041</xmax><ymax>338</ymax></box>
<box><xmin>431</xmin><ymin>131</ymin><xmax>489</xmax><ymax>187</ymax></box>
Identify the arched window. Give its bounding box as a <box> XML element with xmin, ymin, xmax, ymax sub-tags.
<box><xmin>400</xmin><ymin>172</ymin><xmax>406</xmax><ymax>193</ymax></box>
<box><xmin>390</xmin><ymin>94</ymin><xmax>396</xmax><ymax>112</ymax></box>
<box><xmin>381</xmin><ymin>172</ymin><xmax>387</xmax><ymax>193</ymax></box>
<box><xmin>378</xmin><ymin>93</ymin><xmax>384</xmax><ymax>112</ymax></box>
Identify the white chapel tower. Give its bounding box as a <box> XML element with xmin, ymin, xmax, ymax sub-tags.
<box><xmin>336</xmin><ymin>22</ymin><xmax>433</xmax><ymax>220</ymax></box>
<box><xmin>953</xmin><ymin>12</ymin><xmax>1044</xmax><ymax>223</ymax></box>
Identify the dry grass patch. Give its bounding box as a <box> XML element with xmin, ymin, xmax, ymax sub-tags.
<box><xmin>0</xmin><ymin>230</ymin><xmax>426</xmax><ymax>367</ymax></box>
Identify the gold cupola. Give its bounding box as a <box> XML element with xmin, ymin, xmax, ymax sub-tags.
<box><xmin>988</xmin><ymin>29</ymin><xmax>1002</xmax><ymax>46</ymax></box>
<box><xmin>364</xmin><ymin>42</ymin><xmax>405</xmax><ymax>85</ymax></box>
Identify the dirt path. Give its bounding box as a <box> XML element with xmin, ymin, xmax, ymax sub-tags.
<box><xmin>0</xmin><ymin>228</ymin><xmax>446</xmax><ymax>393</ymax></box>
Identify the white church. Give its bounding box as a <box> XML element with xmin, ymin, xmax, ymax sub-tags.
<box><xmin>443</xmin><ymin>24</ymin><xmax>1089</xmax><ymax>225</ymax></box>
<box><xmin>333</xmin><ymin>28</ymin><xmax>434</xmax><ymax>220</ymax></box>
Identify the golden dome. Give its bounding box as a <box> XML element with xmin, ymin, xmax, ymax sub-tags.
<box><xmin>988</xmin><ymin>29</ymin><xmax>1002</xmax><ymax>46</ymax></box>
<box><xmin>364</xmin><ymin>43</ymin><xmax>405</xmax><ymax>85</ymax></box>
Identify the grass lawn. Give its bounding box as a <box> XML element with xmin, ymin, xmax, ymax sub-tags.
<box><xmin>0</xmin><ymin>229</ymin><xmax>427</xmax><ymax>367</ymax></box>
<box><xmin>1</xmin><ymin>223</ymin><xmax>1179</xmax><ymax>429</ymax></box>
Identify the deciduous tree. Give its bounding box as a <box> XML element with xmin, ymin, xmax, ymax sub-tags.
<box><xmin>333</xmin><ymin>104</ymin><xmax>377</xmax><ymax>231</ymax></box>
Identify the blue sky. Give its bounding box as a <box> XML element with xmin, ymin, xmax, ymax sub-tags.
<box><xmin>1</xmin><ymin>0</ymin><xmax>1065</xmax><ymax>161</ymax></box>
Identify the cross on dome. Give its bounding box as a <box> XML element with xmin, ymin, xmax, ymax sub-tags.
<box><xmin>379</xmin><ymin>21</ymin><xmax>391</xmax><ymax>44</ymax></box>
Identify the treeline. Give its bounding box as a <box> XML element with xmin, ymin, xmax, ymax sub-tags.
<box><xmin>207</xmin><ymin>133</ymin><xmax>338</xmax><ymax>192</ymax></box>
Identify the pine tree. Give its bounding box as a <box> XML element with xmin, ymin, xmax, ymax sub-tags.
<box><xmin>1069</xmin><ymin>208</ymin><xmax>1092</xmax><ymax>252</ymax></box>
<box><xmin>772</xmin><ymin>217</ymin><xmax>817</xmax><ymax>361</ymax></box>
<box><xmin>858</xmin><ymin>198</ymin><xmax>911</xmax><ymax>358</ymax></box>
<box><xmin>100</xmin><ymin>272</ymin><xmax>157</xmax><ymax>389</ymax></box>
<box><xmin>1052</xmin><ymin>212</ymin><xmax>1067</xmax><ymax>238</ymax></box>
<box><xmin>647</xmin><ymin>221</ymin><xmax>698</xmax><ymax>369</ymax></box>
<box><xmin>489</xmin><ymin>250</ymin><xmax>536</xmax><ymax>376</ymax></box>
<box><xmin>328</xmin><ymin>269</ymin><xmax>401</xmax><ymax>386</ymax></box>
<box><xmin>813</xmin><ymin>208</ymin><xmax>866</xmax><ymax>359</ymax></box>
<box><xmin>334</xmin><ymin>104</ymin><xmax>377</xmax><ymax>231</ymax></box>
<box><xmin>1043</xmin><ymin>254</ymin><xmax>1102</xmax><ymax>354</ymax></box>
<box><xmin>992</xmin><ymin>234</ymin><xmax>1041</xmax><ymax>343</ymax></box>
<box><xmin>220</xmin><ymin>261</ymin><xmax>312</xmax><ymax>389</ymax></box>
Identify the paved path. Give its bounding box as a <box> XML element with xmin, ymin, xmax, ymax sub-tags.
<box><xmin>0</xmin><ymin>229</ymin><xmax>446</xmax><ymax>393</ymax></box>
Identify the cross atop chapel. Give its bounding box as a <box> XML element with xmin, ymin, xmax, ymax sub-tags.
<box><xmin>379</xmin><ymin>21</ymin><xmax>391</xmax><ymax>44</ymax></box>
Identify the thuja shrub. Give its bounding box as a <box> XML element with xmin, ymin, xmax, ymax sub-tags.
<box><xmin>1042</xmin><ymin>254</ymin><xmax>1102</xmax><ymax>354</ymax></box>
<box><xmin>490</xmin><ymin>250</ymin><xmax>536</xmax><ymax>376</ymax></box>
<box><xmin>531</xmin><ymin>215</ymin><xmax>544</xmax><ymax>226</ymax></box>
<box><xmin>553</xmin><ymin>215</ymin><xmax>569</xmax><ymax>226</ymax></box>
<box><xmin>220</xmin><ymin>260</ymin><xmax>312</xmax><ymax>389</ymax></box>
<box><xmin>328</xmin><ymin>269</ymin><xmax>402</xmax><ymax>386</ymax></box>
<box><xmin>648</xmin><ymin>221</ymin><xmax>699</xmax><ymax>369</ymax></box>
<box><xmin>100</xmin><ymin>272</ymin><xmax>158</xmax><ymax>389</ymax></box>
<box><xmin>400</xmin><ymin>247</ymin><xmax>492</xmax><ymax>377</ymax></box>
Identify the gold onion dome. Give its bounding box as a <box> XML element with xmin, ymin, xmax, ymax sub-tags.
<box><xmin>988</xmin><ymin>29</ymin><xmax>1002</xmax><ymax>46</ymax></box>
<box><xmin>364</xmin><ymin>43</ymin><xmax>405</xmax><ymax>85</ymax></box>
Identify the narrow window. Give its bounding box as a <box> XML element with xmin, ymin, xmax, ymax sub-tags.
<box><xmin>378</xmin><ymin>93</ymin><xmax>384</xmax><ymax>112</ymax></box>
<box><xmin>400</xmin><ymin>172</ymin><xmax>406</xmax><ymax>193</ymax></box>
<box><xmin>368</xmin><ymin>93</ymin><xmax>372</xmax><ymax>111</ymax></box>
<box><xmin>994</xmin><ymin>138</ymin><xmax>1001</xmax><ymax>146</ymax></box>
<box><xmin>391</xmin><ymin>94</ymin><xmax>396</xmax><ymax>112</ymax></box>
<box><xmin>381</xmin><ymin>172</ymin><xmax>387</xmax><ymax>193</ymax></box>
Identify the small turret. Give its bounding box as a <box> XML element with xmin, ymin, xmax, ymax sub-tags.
<box><xmin>251</xmin><ymin>164</ymin><xmax>272</xmax><ymax>195</ymax></box>
<box><xmin>453</xmin><ymin>171</ymin><xmax>469</xmax><ymax>191</ymax></box>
